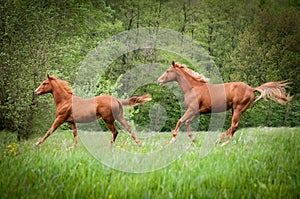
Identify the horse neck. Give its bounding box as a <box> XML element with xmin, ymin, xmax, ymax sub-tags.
<box><xmin>176</xmin><ymin>71</ymin><xmax>199</xmax><ymax>94</ymax></box>
<box><xmin>51</xmin><ymin>82</ymin><xmax>72</xmax><ymax>105</ymax></box>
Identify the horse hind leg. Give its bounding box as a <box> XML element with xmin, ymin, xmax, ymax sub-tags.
<box><xmin>116</xmin><ymin>116</ymin><xmax>141</xmax><ymax>146</ymax></box>
<box><xmin>68</xmin><ymin>122</ymin><xmax>78</xmax><ymax>150</ymax></box>
<box><xmin>216</xmin><ymin>132</ymin><xmax>227</xmax><ymax>143</ymax></box>
<box><xmin>222</xmin><ymin>100</ymin><xmax>254</xmax><ymax>146</ymax></box>
<box><xmin>105</xmin><ymin>122</ymin><xmax>119</xmax><ymax>146</ymax></box>
<box><xmin>185</xmin><ymin>114</ymin><xmax>199</xmax><ymax>142</ymax></box>
<box><xmin>217</xmin><ymin>127</ymin><xmax>233</xmax><ymax>144</ymax></box>
<box><xmin>220</xmin><ymin>108</ymin><xmax>244</xmax><ymax>146</ymax></box>
<box><xmin>111</xmin><ymin>100</ymin><xmax>140</xmax><ymax>146</ymax></box>
<box><xmin>171</xmin><ymin>120</ymin><xmax>182</xmax><ymax>143</ymax></box>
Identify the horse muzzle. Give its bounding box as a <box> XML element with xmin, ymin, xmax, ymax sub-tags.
<box><xmin>158</xmin><ymin>80</ymin><xmax>164</xmax><ymax>86</ymax></box>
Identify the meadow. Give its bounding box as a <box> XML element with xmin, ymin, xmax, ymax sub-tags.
<box><xmin>1</xmin><ymin>127</ymin><xmax>299</xmax><ymax>199</ymax></box>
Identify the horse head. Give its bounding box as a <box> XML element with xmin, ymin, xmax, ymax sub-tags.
<box><xmin>158</xmin><ymin>61</ymin><xmax>178</xmax><ymax>85</ymax></box>
<box><xmin>34</xmin><ymin>74</ymin><xmax>56</xmax><ymax>95</ymax></box>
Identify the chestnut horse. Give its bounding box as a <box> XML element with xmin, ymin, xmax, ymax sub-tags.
<box><xmin>34</xmin><ymin>75</ymin><xmax>152</xmax><ymax>148</ymax></box>
<box><xmin>158</xmin><ymin>61</ymin><xmax>291</xmax><ymax>145</ymax></box>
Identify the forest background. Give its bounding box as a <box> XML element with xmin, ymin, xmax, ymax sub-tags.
<box><xmin>1</xmin><ymin>0</ymin><xmax>299</xmax><ymax>140</ymax></box>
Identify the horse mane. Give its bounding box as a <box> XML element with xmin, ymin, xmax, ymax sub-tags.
<box><xmin>174</xmin><ymin>62</ymin><xmax>209</xmax><ymax>83</ymax></box>
<box><xmin>48</xmin><ymin>75</ymin><xmax>74</xmax><ymax>95</ymax></box>
<box><xmin>59</xmin><ymin>80</ymin><xmax>74</xmax><ymax>95</ymax></box>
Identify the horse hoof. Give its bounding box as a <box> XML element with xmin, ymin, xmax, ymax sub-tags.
<box><xmin>67</xmin><ymin>146</ymin><xmax>73</xmax><ymax>151</ymax></box>
<box><xmin>191</xmin><ymin>136</ymin><xmax>196</xmax><ymax>142</ymax></box>
<box><xmin>221</xmin><ymin>140</ymin><xmax>229</xmax><ymax>147</ymax></box>
<box><xmin>169</xmin><ymin>137</ymin><xmax>176</xmax><ymax>144</ymax></box>
<box><xmin>135</xmin><ymin>140</ymin><xmax>141</xmax><ymax>147</ymax></box>
<box><xmin>216</xmin><ymin>137</ymin><xmax>225</xmax><ymax>144</ymax></box>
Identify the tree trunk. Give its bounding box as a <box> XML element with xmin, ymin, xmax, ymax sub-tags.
<box><xmin>284</xmin><ymin>102</ymin><xmax>291</xmax><ymax>126</ymax></box>
<box><xmin>265</xmin><ymin>102</ymin><xmax>271</xmax><ymax>127</ymax></box>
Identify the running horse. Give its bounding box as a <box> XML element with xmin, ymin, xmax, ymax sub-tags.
<box><xmin>158</xmin><ymin>61</ymin><xmax>291</xmax><ymax>145</ymax></box>
<box><xmin>34</xmin><ymin>75</ymin><xmax>152</xmax><ymax>148</ymax></box>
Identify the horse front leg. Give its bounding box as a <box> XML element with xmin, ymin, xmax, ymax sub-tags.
<box><xmin>171</xmin><ymin>108</ymin><xmax>197</xmax><ymax>143</ymax></box>
<box><xmin>35</xmin><ymin>117</ymin><xmax>63</xmax><ymax>146</ymax></box>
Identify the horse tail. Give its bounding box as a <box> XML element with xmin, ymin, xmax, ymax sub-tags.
<box><xmin>119</xmin><ymin>94</ymin><xmax>152</xmax><ymax>106</ymax></box>
<box><xmin>254</xmin><ymin>81</ymin><xmax>292</xmax><ymax>105</ymax></box>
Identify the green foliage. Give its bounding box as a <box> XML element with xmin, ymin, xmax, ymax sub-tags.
<box><xmin>1</xmin><ymin>0</ymin><xmax>299</xmax><ymax>140</ymax></box>
<box><xmin>226</xmin><ymin>7</ymin><xmax>300</xmax><ymax>89</ymax></box>
<box><xmin>134</xmin><ymin>84</ymin><xmax>182</xmax><ymax>132</ymax></box>
<box><xmin>0</xmin><ymin>0</ymin><xmax>122</xmax><ymax>138</ymax></box>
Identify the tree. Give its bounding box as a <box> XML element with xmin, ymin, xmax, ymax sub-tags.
<box><xmin>225</xmin><ymin>7</ymin><xmax>300</xmax><ymax>127</ymax></box>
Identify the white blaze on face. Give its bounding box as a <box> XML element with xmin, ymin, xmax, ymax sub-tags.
<box><xmin>34</xmin><ymin>81</ymin><xmax>45</xmax><ymax>95</ymax></box>
<box><xmin>157</xmin><ymin>72</ymin><xmax>166</xmax><ymax>85</ymax></box>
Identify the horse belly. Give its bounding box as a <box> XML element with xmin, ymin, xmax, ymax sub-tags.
<box><xmin>72</xmin><ymin>98</ymin><xmax>98</xmax><ymax>123</ymax></box>
<box><xmin>73</xmin><ymin>113</ymin><xmax>98</xmax><ymax>123</ymax></box>
<box><xmin>199</xmin><ymin>88</ymin><xmax>229</xmax><ymax>113</ymax></box>
<box><xmin>200</xmin><ymin>102</ymin><xmax>229</xmax><ymax>113</ymax></box>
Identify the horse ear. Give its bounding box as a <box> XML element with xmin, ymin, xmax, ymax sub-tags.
<box><xmin>47</xmin><ymin>74</ymin><xmax>54</xmax><ymax>80</ymax></box>
<box><xmin>172</xmin><ymin>61</ymin><xmax>175</xmax><ymax>67</ymax></box>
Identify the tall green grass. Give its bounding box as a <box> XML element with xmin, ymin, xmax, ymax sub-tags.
<box><xmin>1</xmin><ymin>127</ymin><xmax>299</xmax><ymax>198</ymax></box>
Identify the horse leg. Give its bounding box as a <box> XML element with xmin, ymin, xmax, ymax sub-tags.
<box><xmin>217</xmin><ymin>108</ymin><xmax>240</xmax><ymax>144</ymax></box>
<box><xmin>185</xmin><ymin>113</ymin><xmax>199</xmax><ymax>142</ymax></box>
<box><xmin>221</xmin><ymin>111</ymin><xmax>241</xmax><ymax>146</ymax></box>
<box><xmin>35</xmin><ymin>117</ymin><xmax>63</xmax><ymax>146</ymax></box>
<box><xmin>220</xmin><ymin>99</ymin><xmax>254</xmax><ymax>146</ymax></box>
<box><xmin>105</xmin><ymin>122</ymin><xmax>119</xmax><ymax>145</ymax></box>
<box><xmin>171</xmin><ymin>108</ymin><xmax>197</xmax><ymax>143</ymax></box>
<box><xmin>217</xmin><ymin>109</ymin><xmax>235</xmax><ymax>143</ymax></box>
<box><xmin>186</xmin><ymin>122</ymin><xmax>194</xmax><ymax>141</ymax></box>
<box><xmin>68</xmin><ymin>122</ymin><xmax>78</xmax><ymax>149</ymax></box>
<box><xmin>117</xmin><ymin>117</ymin><xmax>141</xmax><ymax>146</ymax></box>
<box><xmin>216</xmin><ymin>132</ymin><xmax>227</xmax><ymax>143</ymax></box>
<box><xmin>171</xmin><ymin>120</ymin><xmax>182</xmax><ymax>143</ymax></box>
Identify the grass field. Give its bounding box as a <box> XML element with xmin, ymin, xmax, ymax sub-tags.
<box><xmin>1</xmin><ymin>127</ymin><xmax>299</xmax><ymax>199</ymax></box>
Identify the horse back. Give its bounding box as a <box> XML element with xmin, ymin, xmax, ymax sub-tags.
<box><xmin>196</xmin><ymin>82</ymin><xmax>254</xmax><ymax>113</ymax></box>
<box><xmin>71</xmin><ymin>95</ymin><xmax>120</xmax><ymax>123</ymax></box>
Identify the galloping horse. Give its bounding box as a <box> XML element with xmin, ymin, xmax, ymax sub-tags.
<box><xmin>158</xmin><ymin>61</ymin><xmax>291</xmax><ymax>145</ymax></box>
<box><xmin>34</xmin><ymin>75</ymin><xmax>152</xmax><ymax>148</ymax></box>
